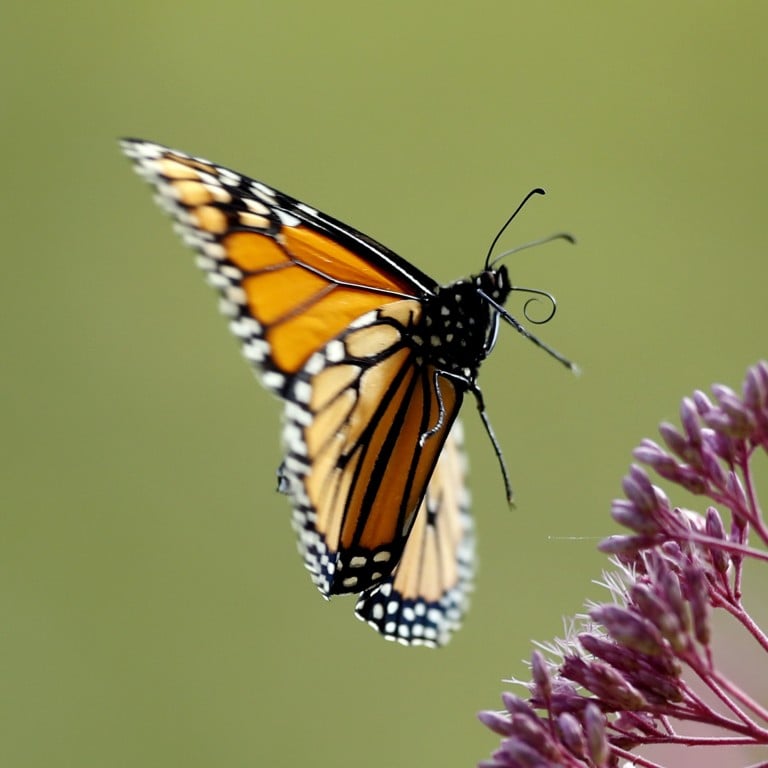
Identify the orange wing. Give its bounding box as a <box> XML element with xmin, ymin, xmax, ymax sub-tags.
<box><xmin>354</xmin><ymin>420</ymin><xmax>473</xmax><ymax>647</ymax></box>
<box><xmin>124</xmin><ymin>139</ymin><xmax>471</xmax><ymax>631</ymax></box>
<box><xmin>278</xmin><ymin>299</ymin><xmax>465</xmax><ymax>596</ymax></box>
<box><xmin>121</xmin><ymin>139</ymin><xmax>438</xmax><ymax>393</ymax></box>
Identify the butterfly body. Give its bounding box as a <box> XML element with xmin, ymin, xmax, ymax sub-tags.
<box><xmin>122</xmin><ymin>138</ymin><xmax>570</xmax><ymax>646</ymax></box>
<box><xmin>415</xmin><ymin>269</ymin><xmax>511</xmax><ymax>375</ymax></box>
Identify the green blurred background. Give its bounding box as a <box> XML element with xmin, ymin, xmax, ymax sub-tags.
<box><xmin>2</xmin><ymin>2</ymin><xmax>767</xmax><ymax>766</ymax></box>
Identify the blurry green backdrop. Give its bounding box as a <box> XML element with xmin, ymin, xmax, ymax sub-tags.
<box><xmin>2</xmin><ymin>2</ymin><xmax>767</xmax><ymax>766</ymax></box>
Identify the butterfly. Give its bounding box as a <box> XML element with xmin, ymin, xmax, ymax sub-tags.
<box><xmin>121</xmin><ymin>139</ymin><xmax>575</xmax><ymax>647</ymax></box>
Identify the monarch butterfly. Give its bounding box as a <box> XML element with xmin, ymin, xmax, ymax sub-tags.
<box><xmin>121</xmin><ymin>139</ymin><xmax>575</xmax><ymax>647</ymax></box>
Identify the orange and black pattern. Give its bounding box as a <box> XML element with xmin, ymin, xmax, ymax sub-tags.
<box><xmin>122</xmin><ymin>139</ymin><xmax>509</xmax><ymax>646</ymax></box>
<box><xmin>354</xmin><ymin>421</ymin><xmax>473</xmax><ymax>646</ymax></box>
<box><xmin>277</xmin><ymin>298</ymin><xmax>463</xmax><ymax>599</ymax></box>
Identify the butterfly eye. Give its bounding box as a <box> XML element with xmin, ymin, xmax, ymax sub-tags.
<box><xmin>496</xmin><ymin>264</ymin><xmax>511</xmax><ymax>293</ymax></box>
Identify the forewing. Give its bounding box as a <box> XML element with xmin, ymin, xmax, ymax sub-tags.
<box><xmin>354</xmin><ymin>421</ymin><xmax>473</xmax><ymax>647</ymax></box>
<box><xmin>121</xmin><ymin>139</ymin><xmax>438</xmax><ymax>393</ymax></box>
<box><xmin>278</xmin><ymin>300</ymin><xmax>465</xmax><ymax>597</ymax></box>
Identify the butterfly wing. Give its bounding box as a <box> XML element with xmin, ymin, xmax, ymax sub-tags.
<box><xmin>354</xmin><ymin>421</ymin><xmax>473</xmax><ymax>647</ymax></box>
<box><xmin>123</xmin><ymin>139</ymin><xmax>469</xmax><ymax>618</ymax></box>
<box><xmin>279</xmin><ymin>299</ymin><xmax>465</xmax><ymax>596</ymax></box>
<box><xmin>120</xmin><ymin>138</ymin><xmax>439</xmax><ymax>394</ymax></box>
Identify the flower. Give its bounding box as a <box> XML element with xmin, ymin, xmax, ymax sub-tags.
<box><xmin>479</xmin><ymin>361</ymin><xmax>768</xmax><ymax>767</ymax></box>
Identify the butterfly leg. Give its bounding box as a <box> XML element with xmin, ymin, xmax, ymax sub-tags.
<box><xmin>275</xmin><ymin>461</ymin><xmax>290</xmax><ymax>494</ymax></box>
<box><xmin>418</xmin><ymin>368</ymin><xmax>450</xmax><ymax>447</ymax></box>
<box><xmin>429</xmin><ymin>370</ymin><xmax>514</xmax><ymax>505</ymax></box>
<box><xmin>468</xmin><ymin>384</ymin><xmax>515</xmax><ymax>505</ymax></box>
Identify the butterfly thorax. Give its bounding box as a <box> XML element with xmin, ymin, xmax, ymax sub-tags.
<box><xmin>414</xmin><ymin>265</ymin><xmax>511</xmax><ymax>378</ymax></box>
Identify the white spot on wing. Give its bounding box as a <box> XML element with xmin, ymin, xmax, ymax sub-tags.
<box><xmin>325</xmin><ymin>340</ymin><xmax>345</xmax><ymax>362</ymax></box>
<box><xmin>219</xmin><ymin>299</ymin><xmax>239</xmax><ymax>317</ymax></box>
<box><xmin>230</xmin><ymin>317</ymin><xmax>262</xmax><ymax>338</ymax></box>
<box><xmin>292</xmin><ymin>380</ymin><xmax>312</xmax><ymax>404</ymax></box>
<box><xmin>224</xmin><ymin>285</ymin><xmax>247</xmax><ymax>304</ymax></box>
<box><xmin>220</xmin><ymin>265</ymin><xmax>243</xmax><ymax>280</ymax></box>
<box><xmin>243</xmin><ymin>339</ymin><xmax>269</xmax><ymax>362</ymax></box>
<box><xmin>355</xmin><ymin>311</ymin><xmax>379</xmax><ymax>329</ymax></box>
<box><xmin>285</xmin><ymin>401</ymin><xmax>312</xmax><ymax>426</ymax></box>
<box><xmin>304</xmin><ymin>352</ymin><xmax>325</xmax><ymax>375</ymax></box>
<box><xmin>202</xmin><ymin>242</ymin><xmax>225</xmax><ymax>260</ymax></box>
<box><xmin>206</xmin><ymin>272</ymin><xmax>230</xmax><ymax>289</ymax></box>
<box><xmin>262</xmin><ymin>371</ymin><xmax>285</xmax><ymax>390</ymax></box>
<box><xmin>217</xmin><ymin>168</ymin><xmax>241</xmax><ymax>185</ymax></box>
<box><xmin>275</xmin><ymin>209</ymin><xmax>300</xmax><ymax>227</ymax></box>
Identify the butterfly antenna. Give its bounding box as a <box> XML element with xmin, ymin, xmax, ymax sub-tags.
<box><xmin>488</xmin><ymin>232</ymin><xmax>576</xmax><ymax>270</ymax></box>
<box><xmin>512</xmin><ymin>285</ymin><xmax>558</xmax><ymax>325</ymax></box>
<box><xmin>478</xmin><ymin>288</ymin><xmax>579</xmax><ymax>373</ymax></box>
<box><xmin>484</xmin><ymin>188</ymin><xmax>546</xmax><ymax>269</ymax></box>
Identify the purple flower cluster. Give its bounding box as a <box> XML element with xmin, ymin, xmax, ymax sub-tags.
<box><xmin>479</xmin><ymin>361</ymin><xmax>768</xmax><ymax>767</ymax></box>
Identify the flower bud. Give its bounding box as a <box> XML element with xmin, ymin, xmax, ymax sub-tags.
<box><xmin>684</xmin><ymin>566</ymin><xmax>711</xmax><ymax>646</ymax></box>
<box><xmin>583</xmin><ymin>703</ymin><xmax>610</xmax><ymax>767</ymax></box>
<box><xmin>681</xmin><ymin>397</ymin><xmax>704</xmax><ymax>444</ymax></box>
<box><xmin>705</xmin><ymin>507</ymin><xmax>730</xmax><ymax>574</ymax></box>
<box><xmin>557</xmin><ymin>712</ymin><xmax>587</xmax><ymax>759</ymax></box>
<box><xmin>590</xmin><ymin>605</ymin><xmax>666</xmax><ymax>657</ymax></box>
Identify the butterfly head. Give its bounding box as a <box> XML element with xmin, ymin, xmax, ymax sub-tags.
<box><xmin>475</xmin><ymin>264</ymin><xmax>512</xmax><ymax>307</ymax></box>
<box><xmin>473</xmin><ymin>265</ymin><xmax>512</xmax><ymax>360</ymax></box>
